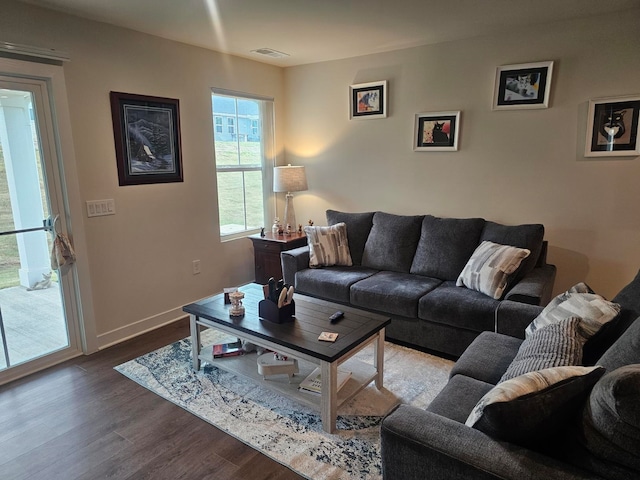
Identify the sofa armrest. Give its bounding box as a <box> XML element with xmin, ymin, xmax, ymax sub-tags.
<box><xmin>505</xmin><ymin>264</ymin><xmax>556</xmax><ymax>306</ymax></box>
<box><xmin>280</xmin><ymin>246</ymin><xmax>310</xmax><ymax>286</ymax></box>
<box><xmin>495</xmin><ymin>300</ymin><xmax>544</xmax><ymax>339</ymax></box>
<box><xmin>381</xmin><ymin>405</ymin><xmax>601</xmax><ymax>480</ymax></box>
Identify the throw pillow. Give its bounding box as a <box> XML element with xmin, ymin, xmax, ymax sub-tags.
<box><xmin>499</xmin><ymin>317</ymin><xmax>588</xmax><ymax>382</ymax></box>
<box><xmin>466</xmin><ymin>366</ymin><xmax>606</xmax><ymax>446</ymax></box>
<box><xmin>304</xmin><ymin>223</ymin><xmax>353</xmax><ymax>268</ymax></box>
<box><xmin>580</xmin><ymin>365</ymin><xmax>640</xmax><ymax>472</ymax></box>
<box><xmin>525</xmin><ymin>283</ymin><xmax>621</xmax><ymax>339</ymax></box>
<box><xmin>456</xmin><ymin>240</ymin><xmax>530</xmax><ymax>300</ymax></box>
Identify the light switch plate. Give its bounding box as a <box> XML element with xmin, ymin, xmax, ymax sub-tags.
<box><xmin>86</xmin><ymin>199</ymin><xmax>116</xmax><ymax>217</ymax></box>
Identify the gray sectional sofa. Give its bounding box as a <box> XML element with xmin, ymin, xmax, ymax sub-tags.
<box><xmin>381</xmin><ymin>270</ymin><xmax>640</xmax><ymax>480</ymax></box>
<box><xmin>281</xmin><ymin>210</ymin><xmax>556</xmax><ymax>357</ymax></box>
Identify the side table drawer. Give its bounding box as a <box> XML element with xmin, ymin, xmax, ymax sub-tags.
<box><xmin>255</xmin><ymin>242</ymin><xmax>282</xmax><ymax>254</ymax></box>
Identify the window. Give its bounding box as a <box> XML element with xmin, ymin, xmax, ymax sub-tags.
<box><xmin>212</xmin><ymin>90</ymin><xmax>275</xmax><ymax>238</ymax></box>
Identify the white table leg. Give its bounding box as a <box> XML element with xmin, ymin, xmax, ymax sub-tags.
<box><xmin>190</xmin><ymin>314</ymin><xmax>201</xmax><ymax>372</ymax></box>
<box><xmin>374</xmin><ymin>328</ymin><xmax>385</xmax><ymax>389</ymax></box>
<box><xmin>320</xmin><ymin>360</ymin><xmax>338</xmax><ymax>433</ymax></box>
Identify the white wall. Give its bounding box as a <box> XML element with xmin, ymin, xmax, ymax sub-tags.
<box><xmin>284</xmin><ymin>9</ymin><xmax>640</xmax><ymax>299</ymax></box>
<box><xmin>1</xmin><ymin>0</ymin><xmax>285</xmax><ymax>348</ymax></box>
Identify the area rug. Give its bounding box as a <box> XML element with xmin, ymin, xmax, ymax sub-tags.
<box><xmin>115</xmin><ymin>329</ymin><xmax>453</xmax><ymax>479</ymax></box>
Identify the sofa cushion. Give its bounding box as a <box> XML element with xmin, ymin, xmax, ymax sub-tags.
<box><xmin>450</xmin><ymin>331</ymin><xmax>523</xmax><ymax>385</ymax></box>
<box><xmin>579</xmin><ymin>365</ymin><xmax>640</xmax><ymax>472</ymax></box>
<box><xmin>326</xmin><ymin>210</ymin><xmax>374</xmax><ymax>266</ymax></box>
<box><xmin>525</xmin><ymin>283</ymin><xmax>621</xmax><ymax>338</ymax></box>
<box><xmin>304</xmin><ymin>223</ymin><xmax>352</xmax><ymax>268</ymax></box>
<box><xmin>466</xmin><ymin>366</ymin><xmax>606</xmax><ymax>447</ymax></box>
<box><xmin>410</xmin><ymin>215</ymin><xmax>485</xmax><ymax>281</ymax></box>
<box><xmin>426</xmin><ymin>374</ymin><xmax>494</xmax><ymax>424</ymax></box>
<box><xmin>361</xmin><ymin>212</ymin><xmax>424</xmax><ymax>273</ymax></box>
<box><xmin>597</xmin><ymin>316</ymin><xmax>640</xmax><ymax>373</ymax></box>
<box><xmin>456</xmin><ymin>241</ymin><xmax>531</xmax><ymax>300</ymax></box>
<box><xmin>418</xmin><ymin>281</ymin><xmax>500</xmax><ymax>333</ymax></box>
<box><xmin>480</xmin><ymin>221</ymin><xmax>544</xmax><ymax>282</ymax></box>
<box><xmin>350</xmin><ymin>271</ymin><xmax>441</xmax><ymax>318</ymax></box>
<box><xmin>295</xmin><ymin>266</ymin><xmax>377</xmax><ymax>303</ymax></box>
<box><xmin>584</xmin><ymin>269</ymin><xmax>640</xmax><ymax>365</ymax></box>
<box><xmin>499</xmin><ymin>317</ymin><xmax>587</xmax><ymax>382</ymax></box>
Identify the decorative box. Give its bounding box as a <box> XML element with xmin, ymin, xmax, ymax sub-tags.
<box><xmin>258</xmin><ymin>299</ymin><xmax>295</xmax><ymax>323</ymax></box>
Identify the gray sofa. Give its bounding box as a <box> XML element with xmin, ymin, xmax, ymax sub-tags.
<box><xmin>381</xmin><ymin>270</ymin><xmax>640</xmax><ymax>480</ymax></box>
<box><xmin>282</xmin><ymin>210</ymin><xmax>556</xmax><ymax>357</ymax></box>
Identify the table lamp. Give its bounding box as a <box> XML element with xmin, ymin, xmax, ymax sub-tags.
<box><xmin>273</xmin><ymin>164</ymin><xmax>308</xmax><ymax>232</ymax></box>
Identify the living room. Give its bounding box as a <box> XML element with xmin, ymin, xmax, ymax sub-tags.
<box><xmin>0</xmin><ymin>0</ymin><xmax>639</xmax><ymax>478</ymax></box>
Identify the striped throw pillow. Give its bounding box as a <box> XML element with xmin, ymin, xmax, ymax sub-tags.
<box><xmin>304</xmin><ymin>223</ymin><xmax>353</xmax><ymax>268</ymax></box>
<box><xmin>500</xmin><ymin>317</ymin><xmax>587</xmax><ymax>382</ymax></box>
<box><xmin>456</xmin><ymin>240</ymin><xmax>530</xmax><ymax>299</ymax></box>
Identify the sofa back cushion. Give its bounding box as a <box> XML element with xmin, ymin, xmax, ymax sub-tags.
<box><xmin>480</xmin><ymin>221</ymin><xmax>544</xmax><ymax>282</ymax></box>
<box><xmin>579</xmin><ymin>365</ymin><xmax>640</xmax><ymax>473</ymax></box>
<box><xmin>361</xmin><ymin>212</ymin><xmax>424</xmax><ymax>273</ymax></box>
<box><xmin>597</xmin><ymin>316</ymin><xmax>640</xmax><ymax>372</ymax></box>
<box><xmin>584</xmin><ymin>269</ymin><xmax>640</xmax><ymax>364</ymax></box>
<box><xmin>326</xmin><ymin>210</ymin><xmax>374</xmax><ymax>266</ymax></box>
<box><xmin>410</xmin><ymin>215</ymin><xmax>485</xmax><ymax>281</ymax></box>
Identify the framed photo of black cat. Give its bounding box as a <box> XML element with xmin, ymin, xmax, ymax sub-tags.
<box><xmin>492</xmin><ymin>61</ymin><xmax>553</xmax><ymax>110</ymax></box>
<box><xmin>349</xmin><ymin>80</ymin><xmax>387</xmax><ymax>119</ymax></box>
<box><xmin>585</xmin><ymin>96</ymin><xmax>640</xmax><ymax>157</ymax></box>
<box><xmin>413</xmin><ymin>111</ymin><xmax>460</xmax><ymax>151</ymax></box>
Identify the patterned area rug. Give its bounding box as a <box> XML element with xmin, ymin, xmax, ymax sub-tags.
<box><xmin>115</xmin><ymin>329</ymin><xmax>453</xmax><ymax>479</ymax></box>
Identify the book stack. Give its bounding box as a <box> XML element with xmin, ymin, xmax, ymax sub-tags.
<box><xmin>298</xmin><ymin>367</ymin><xmax>351</xmax><ymax>395</ymax></box>
<box><xmin>212</xmin><ymin>340</ymin><xmax>244</xmax><ymax>358</ymax></box>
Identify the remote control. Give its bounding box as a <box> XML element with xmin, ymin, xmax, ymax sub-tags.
<box><xmin>329</xmin><ymin>311</ymin><xmax>344</xmax><ymax>323</ymax></box>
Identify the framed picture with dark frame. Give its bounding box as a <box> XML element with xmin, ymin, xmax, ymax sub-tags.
<box><xmin>349</xmin><ymin>80</ymin><xmax>387</xmax><ymax>119</ymax></box>
<box><xmin>492</xmin><ymin>61</ymin><xmax>554</xmax><ymax>110</ymax></box>
<box><xmin>585</xmin><ymin>95</ymin><xmax>640</xmax><ymax>157</ymax></box>
<box><xmin>413</xmin><ymin>111</ymin><xmax>460</xmax><ymax>152</ymax></box>
<box><xmin>110</xmin><ymin>91</ymin><xmax>183</xmax><ymax>186</ymax></box>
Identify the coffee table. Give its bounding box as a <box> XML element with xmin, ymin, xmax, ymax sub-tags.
<box><xmin>183</xmin><ymin>283</ymin><xmax>391</xmax><ymax>433</ymax></box>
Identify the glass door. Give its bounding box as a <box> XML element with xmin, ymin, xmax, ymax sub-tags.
<box><xmin>0</xmin><ymin>77</ymin><xmax>79</xmax><ymax>376</ymax></box>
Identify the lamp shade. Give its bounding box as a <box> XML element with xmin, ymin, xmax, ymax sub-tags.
<box><xmin>273</xmin><ymin>164</ymin><xmax>308</xmax><ymax>193</ymax></box>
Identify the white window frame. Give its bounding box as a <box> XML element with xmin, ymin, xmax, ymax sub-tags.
<box><xmin>212</xmin><ymin>88</ymin><xmax>276</xmax><ymax>241</ymax></box>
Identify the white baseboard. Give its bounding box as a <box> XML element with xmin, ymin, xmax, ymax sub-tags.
<box><xmin>97</xmin><ymin>306</ymin><xmax>186</xmax><ymax>350</ymax></box>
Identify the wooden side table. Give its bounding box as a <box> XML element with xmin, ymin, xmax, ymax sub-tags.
<box><xmin>249</xmin><ymin>232</ymin><xmax>307</xmax><ymax>284</ymax></box>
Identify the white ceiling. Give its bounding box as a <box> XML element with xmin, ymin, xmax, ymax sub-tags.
<box><xmin>21</xmin><ymin>0</ymin><xmax>640</xmax><ymax>67</ymax></box>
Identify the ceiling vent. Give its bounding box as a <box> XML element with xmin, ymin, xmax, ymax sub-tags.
<box><xmin>250</xmin><ymin>48</ymin><xmax>290</xmax><ymax>59</ymax></box>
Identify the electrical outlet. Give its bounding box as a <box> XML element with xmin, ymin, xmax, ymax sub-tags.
<box><xmin>192</xmin><ymin>260</ymin><xmax>201</xmax><ymax>275</ymax></box>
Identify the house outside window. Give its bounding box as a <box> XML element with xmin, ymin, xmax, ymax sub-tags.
<box><xmin>212</xmin><ymin>90</ymin><xmax>275</xmax><ymax>238</ymax></box>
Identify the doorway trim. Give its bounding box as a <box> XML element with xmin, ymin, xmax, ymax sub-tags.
<box><xmin>0</xmin><ymin>56</ymin><xmax>97</xmax><ymax>385</ymax></box>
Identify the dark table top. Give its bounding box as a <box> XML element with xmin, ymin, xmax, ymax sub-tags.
<box><xmin>183</xmin><ymin>283</ymin><xmax>390</xmax><ymax>362</ymax></box>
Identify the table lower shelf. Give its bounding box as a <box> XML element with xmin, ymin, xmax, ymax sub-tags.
<box><xmin>198</xmin><ymin>345</ymin><xmax>378</xmax><ymax>411</ymax></box>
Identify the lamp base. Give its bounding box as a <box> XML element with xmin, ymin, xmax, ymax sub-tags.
<box><xmin>283</xmin><ymin>193</ymin><xmax>296</xmax><ymax>233</ymax></box>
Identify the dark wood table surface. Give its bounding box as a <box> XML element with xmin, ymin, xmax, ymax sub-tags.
<box><xmin>183</xmin><ymin>283</ymin><xmax>390</xmax><ymax>363</ymax></box>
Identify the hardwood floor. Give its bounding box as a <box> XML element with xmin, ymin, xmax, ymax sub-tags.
<box><xmin>0</xmin><ymin>318</ymin><xmax>304</xmax><ymax>480</ymax></box>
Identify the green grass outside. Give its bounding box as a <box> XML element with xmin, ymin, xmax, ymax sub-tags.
<box><xmin>214</xmin><ymin>140</ymin><xmax>265</xmax><ymax>234</ymax></box>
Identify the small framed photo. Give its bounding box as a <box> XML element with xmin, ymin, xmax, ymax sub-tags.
<box><xmin>413</xmin><ymin>111</ymin><xmax>460</xmax><ymax>152</ymax></box>
<box><xmin>585</xmin><ymin>96</ymin><xmax>640</xmax><ymax>157</ymax></box>
<box><xmin>110</xmin><ymin>91</ymin><xmax>183</xmax><ymax>186</ymax></box>
<box><xmin>349</xmin><ymin>81</ymin><xmax>387</xmax><ymax>119</ymax></box>
<box><xmin>493</xmin><ymin>61</ymin><xmax>553</xmax><ymax>110</ymax></box>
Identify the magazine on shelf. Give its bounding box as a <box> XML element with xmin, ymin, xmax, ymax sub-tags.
<box><xmin>298</xmin><ymin>367</ymin><xmax>351</xmax><ymax>395</ymax></box>
<box><xmin>212</xmin><ymin>340</ymin><xmax>243</xmax><ymax>358</ymax></box>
